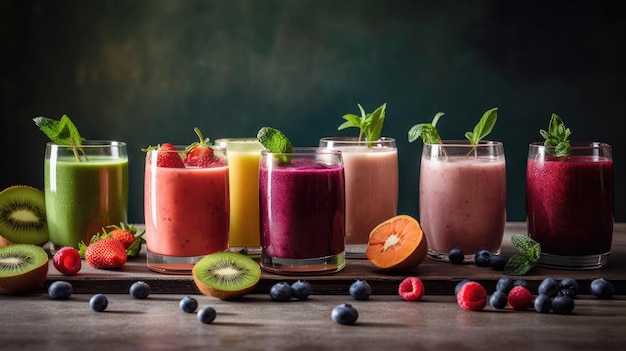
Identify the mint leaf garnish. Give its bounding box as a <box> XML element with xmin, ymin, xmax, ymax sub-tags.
<box><xmin>257</xmin><ymin>127</ymin><xmax>293</xmax><ymax>164</ymax></box>
<box><xmin>338</xmin><ymin>103</ymin><xmax>386</xmax><ymax>147</ymax></box>
<box><xmin>33</xmin><ymin>114</ymin><xmax>86</xmax><ymax>162</ymax></box>
<box><xmin>407</xmin><ymin>112</ymin><xmax>445</xmax><ymax>144</ymax></box>
<box><xmin>540</xmin><ymin>113</ymin><xmax>571</xmax><ymax>156</ymax></box>
<box><xmin>503</xmin><ymin>234</ymin><xmax>541</xmax><ymax>276</ymax></box>
<box><xmin>465</xmin><ymin>107</ymin><xmax>498</xmax><ymax>145</ymax></box>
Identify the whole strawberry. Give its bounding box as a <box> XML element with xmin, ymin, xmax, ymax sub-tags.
<box><xmin>106</xmin><ymin>222</ymin><xmax>146</xmax><ymax>258</ymax></box>
<box><xmin>157</xmin><ymin>143</ymin><xmax>185</xmax><ymax>168</ymax></box>
<box><xmin>184</xmin><ymin>127</ymin><xmax>215</xmax><ymax>167</ymax></box>
<box><xmin>53</xmin><ymin>247</ymin><xmax>82</xmax><ymax>276</ymax></box>
<box><xmin>83</xmin><ymin>238</ymin><xmax>127</xmax><ymax>269</ymax></box>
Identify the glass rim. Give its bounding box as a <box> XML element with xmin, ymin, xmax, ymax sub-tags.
<box><xmin>214</xmin><ymin>137</ymin><xmax>261</xmax><ymax>144</ymax></box>
<box><xmin>529</xmin><ymin>141</ymin><xmax>611</xmax><ymax>149</ymax></box>
<box><xmin>145</xmin><ymin>144</ymin><xmax>226</xmax><ymax>152</ymax></box>
<box><xmin>46</xmin><ymin>140</ymin><xmax>127</xmax><ymax>147</ymax></box>
<box><xmin>424</xmin><ymin>140</ymin><xmax>503</xmax><ymax>147</ymax></box>
<box><xmin>319</xmin><ymin>136</ymin><xmax>396</xmax><ymax>143</ymax></box>
<box><xmin>261</xmin><ymin>147</ymin><xmax>341</xmax><ymax>157</ymax></box>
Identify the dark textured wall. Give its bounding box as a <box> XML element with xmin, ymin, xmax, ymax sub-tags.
<box><xmin>2</xmin><ymin>0</ymin><xmax>625</xmax><ymax>224</ymax></box>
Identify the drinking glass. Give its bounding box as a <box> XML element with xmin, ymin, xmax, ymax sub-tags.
<box><xmin>526</xmin><ymin>142</ymin><xmax>613</xmax><ymax>269</ymax></box>
<box><xmin>259</xmin><ymin>147</ymin><xmax>345</xmax><ymax>274</ymax></box>
<box><xmin>319</xmin><ymin>137</ymin><xmax>398</xmax><ymax>258</ymax></box>
<box><xmin>144</xmin><ymin>145</ymin><xmax>229</xmax><ymax>274</ymax></box>
<box><xmin>45</xmin><ymin>141</ymin><xmax>128</xmax><ymax>251</ymax></box>
<box><xmin>419</xmin><ymin>140</ymin><xmax>506</xmax><ymax>262</ymax></box>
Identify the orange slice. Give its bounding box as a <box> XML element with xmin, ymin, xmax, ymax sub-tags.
<box><xmin>365</xmin><ymin>215</ymin><xmax>428</xmax><ymax>270</ymax></box>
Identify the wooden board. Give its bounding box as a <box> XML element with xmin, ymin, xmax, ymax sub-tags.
<box><xmin>39</xmin><ymin>222</ymin><xmax>626</xmax><ymax>295</ymax></box>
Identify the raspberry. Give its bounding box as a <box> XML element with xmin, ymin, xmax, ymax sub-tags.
<box><xmin>398</xmin><ymin>276</ymin><xmax>425</xmax><ymax>301</ymax></box>
<box><xmin>456</xmin><ymin>281</ymin><xmax>487</xmax><ymax>311</ymax></box>
<box><xmin>508</xmin><ymin>285</ymin><xmax>534</xmax><ymax>310</ymax></box>
<box><xmin>52</xmin><ymin>247</ymin><xmax>82</xmax><ymax>276</ymax></box>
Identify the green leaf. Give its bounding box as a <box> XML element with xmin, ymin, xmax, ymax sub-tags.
<box><xmin>465</xmin><ymin>107</ymin><xmax>498</xmax><ymax>145</ymax></box>
<box><xmin>503</xmin><ymin>254</ymin><xmax>534</xmax><ymax>276</ymax></box>
<box><xmin>257</xmin><ymin>127</ymin><xmax>293</xmax><ymax>164</ymax></box>
<box><xmin>408</xmin><ymin>112</ymin><xmax>444</xmax><ymax>144</ymax></box>
<box><xmin>33</xmin><ymin>114</ymin><xmax>85</xmax><ymax>162</ymax></box>
<box><xmin>338</xmin><ymin>103</ymin><xmax>387</xmax><ymax>147</ymax></box>
<box><xmin>504</xmin><ymin>234</ymin><xmax>541</xmax><ymax>275</ymax></box>
<box><xmin>540</xmin><ymin>113</ymin><xmax>571</xmax><ymax>156</ymax></box>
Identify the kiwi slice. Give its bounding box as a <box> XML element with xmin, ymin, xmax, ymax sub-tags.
<box><xmin>0</xmin><ymin>185</ymin><xmax>49</xmax><ymax>245</ymax></box>
<box><xmin>192</xmin><ymin>251</ymin><xmax>261</xmax><ymax>300</ymax></box>
<box><xmin>0</xmin><ymin>244</ymin><xmax>49</xmax><ymax>295</ymax></box>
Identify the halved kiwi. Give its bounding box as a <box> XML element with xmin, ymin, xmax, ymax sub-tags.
<box><xmin>192</xmin><ymin>251</ymin><xmax>261</xmax><ymax>300</ymax></box>
<box><xmin>0</xmin><ymin>244</ymin><xmax>49</xmax><ymax>295</ymax></box>
<box><xmin>0</xmin><ymin>185</ymin><xmax>49</xmax><ymax>245</ymax></box>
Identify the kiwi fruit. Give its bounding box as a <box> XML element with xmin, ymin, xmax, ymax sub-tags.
<box><xmin>0</xmin><ymin>185</ymin><xmax>49</xmax><ymax>246</ymax></box>
<box><xmin>0</xmin><ymin>244</ymin><xmax>49</xmax><ymax>295</ymax></box>
<box><xmin>192</xmin><ymin>251</ymin><xmax>261</xmax><ymax>300</ymax></box>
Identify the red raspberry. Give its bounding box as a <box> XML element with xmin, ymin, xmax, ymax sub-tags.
<box><xmin>508</xmin><ymin>286</ymin><xmax>534</xmax><ymax>310</ymax></box>
<box><xmin>456</xmin><ymin>281</ymin><xmax>487</xmax><ymax>311</ymax></box>
<box><xmin>398</xmin><ymin>277</ymin><xmax>425</xmax><ymax>301</ymax></box>
<box><xmin>52</xmin><ymin>247</ymin><xmax>82</xmax><ymax>276</ymax></box>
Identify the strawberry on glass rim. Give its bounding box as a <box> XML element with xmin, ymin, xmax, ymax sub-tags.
<box><xmin>184</xmin><ymin>127</ymin><xmax>216</xmax><ymax>167</ymax></box>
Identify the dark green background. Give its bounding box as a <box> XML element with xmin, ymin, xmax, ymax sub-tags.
<box><xmin>2</xmin><ymin>0</ymin><xmax>624</xmax><ymax>224</ymax></box>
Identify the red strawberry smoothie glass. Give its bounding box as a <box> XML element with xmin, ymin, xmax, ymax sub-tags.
<box><xmin>144</xmin><ymin>145</ymin><xmax>229</xmax><ymax>274</ymax></box>
<box><xmin>45</xmin><ymin>141</ymin><xmax>128</xmax><ymax>252</ymax></box>
<box><xmin>526</xmin><ymin>142</ymin><xmax>614</xmax><ymax>269</ymax></box>
<box><xmin>259</xmin><ymin>147</ymin><xmax>346</xmax><ymax>274</ymax></box>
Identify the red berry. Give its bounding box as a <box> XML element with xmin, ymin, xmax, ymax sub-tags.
<box><xmin>508</xmin><ymin>286</ymin><xmax>534</xmax><ymax>310</ymax></box>
<box><xmin>184</xmin><ymin>128</ymin><xmax>215</xmax><ymax>167</ymax></box>
<box><xmin>398</xmin><ymin>276</ymin><xmax>425</xmax><ymax>301</ymax></box>
<box><xmin>157</xmin><ymin>143</ymin><xmax>185</xmax><ymax>168</ymax></box>
<box><xmin>52</xmin><ymin>247</ymin><xmax>82</xmax><ymax>275</ymax></box>
<box><xmin>456</xmin><ymin>281</ymin><xmax>487</xmax><ymax>311</ymax></box>
<box><xmin>109</xmin><ymin>229</ymin><xmax>136</xmax><ymax>249</ymax></box>
<box><xmin>85</xmin><ymin>238</ymin><xmax>127</xmax><ymax>269</ymax></box>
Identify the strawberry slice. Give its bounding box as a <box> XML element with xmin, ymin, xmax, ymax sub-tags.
<box><xmin>184</xmin><ymin>128</ymin><xmax>215</xmax><ymax>167</ymax></box>
<box><xmin>157</xmin><ymin>143</ymin><xmax>185</xmax><ymax>168</ymax></box>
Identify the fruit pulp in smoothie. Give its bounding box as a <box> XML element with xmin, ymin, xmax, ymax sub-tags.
<box><xmin>259</xmin><ymin>158</ymin><xmax>345</xmax><ymax>259</ymax></box>
<box><xmin>339</xmin><ymin>147</ymin><xmax>398</xmax><ymax>246</ymax></box>
<box><xmin>45</xmin><ymin>156</ymin><xmax>128</xmax><ymax>249</ymax></box>
<box><xmin>526</xmin><ymin>155</ymin><xmax>613</xmax><ymax>255</ymax></box>
<box><xmin>223</xmin><ymin>145</ymin><xmax>262</xmax><ymax>250</ymax></box>
<box><xmin>144</xmin><ymin>163</ymin><xmax>229</xmax><ymax>257</ymax></box>
<box><xmin>419</xmin><ymin>155</ymin><xmax>506</xmax><ymax>256</ymax></box>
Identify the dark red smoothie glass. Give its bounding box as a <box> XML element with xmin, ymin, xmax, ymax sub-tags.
<box><xmin>526</xmin><ymin>142</ymin><xmax>614</xmax><ymax>269</ymax></box>
<box><xmin>259</xmin><ymin>147</ymin><xmax>345</xmax><ymax>274</ymax></box>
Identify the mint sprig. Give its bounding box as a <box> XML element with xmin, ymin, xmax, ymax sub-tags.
<box><xmin>338</xmin><ymin>103</ymin><xmax>386</xmax><ymax>147</ymax></box>
<box><xmin>408</xmin><ymin>112</ymin><xmax>444</xmax><ymax>144</ymax></box>
<box><xmin>257</xmin><ymin>127</ymin><xmax>293</xmax><ymax>164</ymax></box>
<box><xmin>503</xmin><ymin>234</ymin><xmax>541</xmax><ymax>276</ymax></box>
<box><xmin>540</xmin><ymin>113</ymin><xmax>571</xmax><ymax>157</ymax></box>
<box><xmin>33</xmin><ymin>114</ymin><xmax>86</xmax><ymax>162</ymax></box>
<box><xmin>465</xmin><ymin>107</ymin><xmax>498</xmax><ymax>145</ymax></box>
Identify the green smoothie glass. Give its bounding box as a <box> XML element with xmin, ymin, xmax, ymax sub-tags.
<box><xmin>44</xmin><ymin>140</ymin><xmax>128</xmax><ymax>251</ymax></box>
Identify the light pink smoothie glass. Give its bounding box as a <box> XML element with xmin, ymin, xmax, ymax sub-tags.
<box><xmin>319</xmin><ymin>137</ymin><xmax>398</xmax><ymax>258</ymax></box>
<box><xmin>419</xmin><ymin>140</ymin><xmax>506</xmax><ymax>262</ymax></box>
<box><xmin>144</xmin><ymin>145</ymin><xmax>229</xmax><ymax>274</ymax></box>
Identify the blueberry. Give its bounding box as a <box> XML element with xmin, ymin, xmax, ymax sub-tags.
<box><xmin>559</xmin><ymin>278</ymin><xmax>580</xmax><ymax>298</ymax></box>
<box><xmin>331</xmin><ymin>303</ymin><xmax>359</xmax><ymax>325</ymax></box>
<box><xmin>489</xmin><ymin>255</ymin><xmax>507</xmax><ymax>271</ymax></box>
<box><xmin>495</xmin><ymin>277</ymin><xmax>514</xmax><ymax>294</ymax></box>
<box><xmin>269</xmin><ymin>282</ymin><xmax>292</xmax><ymax>302</ymax></box>
<box><xmin>349</xmin><ymin>280</ymin><xmax>372</xmax><ymax>301</ymax></box>
<box><xmin>48</xmin><ymin>281</ymin><xmax>73</xmax><ymax>300</ymax></box>
<box><xmin>551</xmin><ymin>295</ymin><xmax>575</xmax><ymax>315</ymax></box>
<box><xmin>130</xmin><ymin>281</ymin><xmax>151</xmax><ymax>299</ymax></box>
<box><xmin>197</xmin><ymin>306</ymin><xmax>217</xmax><ymax>324</ymax></box>
<box><xmin>454</xmin><ymin>279</ymin><xmax>471</xmax><ymax>295</ymax></box>
<box><xmin>474</xmin><ymin>249</ymin><xmax>492</xmax><ymax>267</ymax></box>
<box><xmin>538</xmin><ymin>277</ymin><xmax>560</xmax><ymax>297</ymax></box>
<box><xmin>179</xmin><ymin>296</ymin><xmax>198</xmax><ymax>313</ymax></box>
<box><xmin>557</xmin><ymin>288</ymin><xmax>576</xmax><ymax>299</ymax></box>
<box><xmin>90</xmin><ymin>294</ymin><xmax>108</xmax><ymax>312</ymax></box>
<box><xmin>513</xmin><ymin>279</ymin><xmax>529</xmax><ymax>290</ymax></box>
<box><xmin>533</xmin><ymin>294</ymin><xmax>552</xmax><ymax>313</ymax></box>
<box><xmin>590</xmin><ymin>278</ymin><xmax>615</xmax><ymax>299</ymax></box>
<box><xmin>489</xmin><ymin>290</ymin><xmax>508</xmax><ymax>309</ymax></box>
<box><xmin>291</xmin><ymin>280</ymin><xmax>312</xmax><ymax>300</ymax></box>
<box><xmin>448</xmin><ymin>248</ymin><xmax>464</xmax><ymax>264</ymax></box>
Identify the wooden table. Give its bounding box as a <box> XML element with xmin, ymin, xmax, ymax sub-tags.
<box><xmin>2</xmin><ymin>222</ymin><xmax>625</xmax><ymax>350</ymax></box>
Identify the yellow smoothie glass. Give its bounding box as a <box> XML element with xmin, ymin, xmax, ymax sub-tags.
<box><xmin>215</xmin><ymin>138</ymin><xmax>264</xmax><ymax>255</ymax></box>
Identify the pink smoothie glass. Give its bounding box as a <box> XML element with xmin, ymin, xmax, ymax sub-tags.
<box><xmin>419</xmin><ymin>140</ymin><xmax>506</xmax><ymax>262</ymax></box>
<box><xmin>144</xmin><ymin>145</ymin><xmax>229</xmax><ymax>274</ymax></box>
<box><xmin>259</xmin><ymin>147</ymin><xmax>345</xmax><ymax>274</ymax></box>
<box><xmin>319</xmin><ymin>137</ymin><xmax>398</xmax><ymax>258</ymax></box>
<box><xmin>526</xmin><ymin>142</ymin><xmax>614</xmax><ymax>269</ymax></box>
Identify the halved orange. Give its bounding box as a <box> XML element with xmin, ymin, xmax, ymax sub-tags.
<box><xmin>365</xmin><ymin>215</ymin><xmax>428</xmax><ymax>270</ymax></box>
